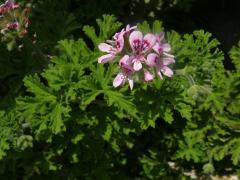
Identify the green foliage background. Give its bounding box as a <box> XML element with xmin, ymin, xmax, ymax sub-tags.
<box><xmin>0</xmin><ymin>0</ymin><xmax>239</xmax><ymax>179</ymax></box>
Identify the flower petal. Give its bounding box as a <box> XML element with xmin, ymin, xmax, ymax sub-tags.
<box><xmin>113</xmin><ymin>28</ymin><xmax>124</xmax><ymax>40</ymax></box>
<box><xmin>152</xmin><ymin>43</ymin><xmax>160</xmax><ymax>54</ymax></box>
<box><xmin>144</xmin><ymin>71</ymin><xmax>154</xmax><ymax>81</ymax></box>
<box><xmin>116</xmin><ymin>36</ymin><xmax>124</xmax><ymax>52</ymax></box>
<box><xmin>125</xmin><ymin>24</ymin><xmax>137</xmax><ymax>32</ymax></box>
<box><xmin>162</xmin><ymin>43</ymin><xmax>171</xmax><ymax>52</ymax></box>
<box><xmin>98</xmin><ymin>54</ymin><xmax>115</xmax><ymax>63</ymax></box>
<box><xmin>157</xmin><ymin>68</ymin><xmax>163</xmax><ymax>80</ymax></box>
<box><xmin>162</xmin><ymin>58</ymin><xmax>175</xmax><ymax>66</ymax></box>
<box><xmin>128</xmin><ymin>76</ymin><xmax>134</xmax><ymax>90</ymax></box>
<box><xmin>133</xmin><ymin>60</ymin><xmax>142</xmax><ymax>71</ymax></box>
<box><xmin>161</xmin><ymin>66</ymin><xmax>174</xmax><ymax>77</ymax></box>
<box><xmin>113</xmin><ymin>73</ymin><xmax>125</xmax><ymax>88</ymax></box>
<box><xmin>152</xmin><ymin>42</ymin><xmax>170</xmax><ymax>54</ymax></box>
<box><xmin>98</xmin><ymin>43</ymin><xmax>113</xmax><ymax>53</ymax></box>
<box><xmin>143</xmin><ymin>33</ymin><xmax>156</xmax><ymax>52</ymax></box>
<box><xmin>163</xmin><ymin>52</ymin><xmax>175</xmax><ymax>58</ymax></box>
<box><xmin>146</xmin><ymin>53</ymin><xmax>158</xmax><ymax>67</ymax></box>
<box><xmin>106</xmin><ymin>40</ymin><xmax>115</xmax><ymax>45</ymax></box>
<box><xmin>156</xmin><ymin>32</ymin><xmax>165</xmax><ymax>42</ymax></box>
<box><xmin>129</xmin><ymin>31</ymin><xmax>143</xmax><ymax>51</ymax></box>
<box><xmin>119</xmin><ymin>55</ymin><xmax>130</xmax><ymax>65</ymax></box>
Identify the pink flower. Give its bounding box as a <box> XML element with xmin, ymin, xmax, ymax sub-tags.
<box><xmin>98</xmin><ymin>32</ymin><xmax>125</xmax><ymax>64</ymax></box>
<box><xmin>113</xmin><ymin>24</ymin><xmax>136</xmax><ymax>40</ymax></box>
<box><xmin>147</xmin><ymin>53</ymin><xmax>175</xmax><ymax>79</ymax></box>
<box><xmin>144</xmin><ymin>71</ymin><xmax>154</xmax><ymax>81</ymax></box>
<box><xmin>98</xmin><ymin>42</ymin><xmax>122</xmax><ymax>64</ymax></box>
<box><xmin>129</xmin><ymin>31</ymin><xmax>156</xmax><ymax>71</ymax></box>
<box><xmin>0</xmin><ymin>0</ymin><xmax>19</xmax><ymax>14</ymax></box>
<box><xmin>98</xmin><ymin>25</ymin><xmax>137</xmax><ymax>64</ymax></box>
<box><xmin>98</xmin><ymin>37</ymin><xmax>124</xmax><ymax>64</ymax></box>
<box><xmin>153</xmin><ymin>33</ymin><xmax>174</xmax><ymax>58</ymax></box>
<box><xmin>113</xmin><ymin>55</ymin><xmax>134</xmax><ymax>90</ymax></box>
<box><xmin>97</xmin><ymin>26</ymin><xmax>175</xmax><ymax>90</ymax></box>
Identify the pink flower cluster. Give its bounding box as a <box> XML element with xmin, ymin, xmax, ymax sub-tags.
<box><xmin>0</xmin><ymin>0</ymin><xmax>19</xmax><ymax>14</ymax></box>
<box><xmin>0</xmin><ymin>0</ymin><xmax>20</xmax><ymax>33</ymax></box>
<box><xmin>98</xmin><ymin>25</ymin><xmax>175</xmax><ymax>90</ymax></box>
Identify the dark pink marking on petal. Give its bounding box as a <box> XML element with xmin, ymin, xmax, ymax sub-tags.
<box><xmin>129</xmin><ymin>31</ymin><xmax>143</xmax><ymax>52</ymax></box>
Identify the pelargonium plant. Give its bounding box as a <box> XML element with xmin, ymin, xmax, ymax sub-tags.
<box><xmin>98</xmin><ymin>25</ymin><xmax>175</xmax><ymax>90</ymax></box>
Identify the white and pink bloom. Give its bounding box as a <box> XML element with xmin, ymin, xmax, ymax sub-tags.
<box><xmin>98</xmin><ymin>34</ymin><xmax>124</xmax><ymax>63</ymax></box>
<box><xmin>147</xmin><ymin>53</ymin><xmax>175</xmax><ymax>79</ymax></box>
<box><xmin>0</xmin><ymin>0</ymin><xmax>29</xmax><ymax>42</ymax></box>
<box><xmin>97</xmin><ymin>24</ymin><xmax>175</xmax><ymax>90</ymax></box>
<box><xmin>129</xmin><ymin>31</ymin><xmax>156</xmax><ymax>71</ymax></box>
<box><xmin>123</xmin><ymin>24</ymin><xmax>137</xmax><ymax>36</ymax></box>
<box><xmin>98</xmin><ymin>25</ymin><xmax>137</xmax><ymax>64</ymax></box>
<box><xmin>113</xmin><ymin>55</ymin><xmax>134</xmax><ymax>90</ymax></box>
<box><xmin>153</xmin><ymin>32</ymin><xmax>174</xmax><ymax>58</ymax></box>
<box><xmin>0</xmin><ymin>0</ymin><xmax>19</xmax><ymax>14</ymax></box>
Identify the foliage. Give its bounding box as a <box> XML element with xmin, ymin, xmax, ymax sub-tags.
<box><xmin>0</xmin><ymin>1</ymin><xmax>239</xmax><ymax>179</ymax></box>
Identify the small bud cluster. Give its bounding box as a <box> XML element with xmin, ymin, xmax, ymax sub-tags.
<box><xmin>0</xmin><ymin>0</ymin><xmax>19</xmax><ymax>14</ymax></box>
<box><xmin>0</xmin><ymin>0</ymin><xmax>29</xmax><ymax>37</ymax></box>
<box><xmin>98</xmin><ymin>25</ymin><xmax>175</xmax><ymax>90</ymax></box>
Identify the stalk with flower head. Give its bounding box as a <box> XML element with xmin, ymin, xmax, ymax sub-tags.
<box><xmin>97</xmin><ymin>24</ymin><xmax>175</xmax><ymax>90</ymax></box>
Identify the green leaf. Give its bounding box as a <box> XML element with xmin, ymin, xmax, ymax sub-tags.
<box><xmin>96</xmin><ymin>15</ymin><xmax>122</xmax><ymax>42</ymax></box>
<box><xmin>50</xmin><ymin>103</ymin><xmax>69</xmax><ymax>134</ymax></box>
<box><xmin>83</xmin><ymin>15</ymin><xmax>122</xmax><ymax>47</ymax></box>
<box><xmin>137</xmin><ymin>21</ymin><xmax>151</xmax><ymax>33</ymax></box>
<box><xmin>105</xmin><ymin>90</ymin><xmax>138</xmax><ymax>118</ymax></box>
<box><xmin>175</xmin><ymin>103</ymin><xmax>192</xmax><ymax>121</ymax></box>
<box><xmin>0</xmin><ymin>138</ymin><xmax>10</xmax><ymax>160</ymax></box>
<box><xmin>23</xmin><ymin>74</ymin><xmax>56</xmax><ymax>101</ymax></box>
<box><xmin>229</xmin><ymin>41</ymin><xmax>240</xmax><ymax>71</ymax></box>
<box><xmin>163</xmin><ymin>108</ymin><xmax>174</xmax><ymax>124</ymax></box>
<box><xmin>83</xmin><ymin>25</ymin><xmax>99</xmax><ymax>46</ymax></box>
<box><xmin>102</xmin><ymin>124</ymin><xmax>113</xmax><ymax>141</ymax></box>
<box><xmin>71</xmin><ymin>133</ymin><xmax>85</xmax><ymax>144</ymax></box>
<box><xmin>152</xmin><ymin>20</ymin><xmax>163</xmax><ymax>33</ymax></box>
<box><xmin>80</xmin><ymin>90</ymin><xmax>103</xmax><ymax>110</ymax></box>
<box><xmin>231</xmin><ymin>139</ymin><xmax>240</xmax><ymax>165</ymax></box>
